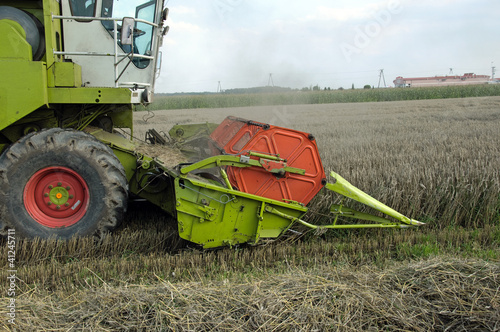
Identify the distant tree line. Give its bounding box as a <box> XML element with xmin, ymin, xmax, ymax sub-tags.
<box><xmin>222</xmin><ymin>86</ymin><xmax>293</xmax><ymax>94</ymax></box>
<box><xmin>155</xmin><ymin>84</ymin><xmax>376</xmax><ymax>96</ymax></box>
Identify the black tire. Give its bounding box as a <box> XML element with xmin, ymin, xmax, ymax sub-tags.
<box><xmin>0</xmin><ymin>128</ymin><xmax>128</xmax><ymax>239</ymax></box>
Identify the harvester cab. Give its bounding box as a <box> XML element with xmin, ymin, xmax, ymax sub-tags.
<box><xmin>0</xmin><ymin>0</ymin><xmax>167</xmax><ymax>123</ymax></box>
<box><xmin>0</xmin><ymin>2</ymin><xmax>423</xmax><ymax>248</ymax></box>
<box><xmin>58</xmin><ymin>0</ymin><xmax>168</xmax><ymax>101</ymax></box>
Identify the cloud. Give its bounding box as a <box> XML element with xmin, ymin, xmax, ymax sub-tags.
<box><xmin>171</xmin><ymin>6</ymin><xmax>196</xmax><ymax>15</ymax></box>
<box><xmin>170</xmin><ymin>20</ymin><xmax>206</xmax><ymax>34</ymax></box>
<box><xmin>304</xmin><ymin>6</ymin><xmax>374</xmax><ymax>22</ymax></box>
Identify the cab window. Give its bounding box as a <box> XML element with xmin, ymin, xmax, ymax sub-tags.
<box><xmin>100</xmin><ymin>0</ymin><xmax>156</xmax><ymax>69</ymax></box>
<box><xmin>69</xmin><ymin>0</ymin><xmax>96</xmax><ymax>17</ymax></box>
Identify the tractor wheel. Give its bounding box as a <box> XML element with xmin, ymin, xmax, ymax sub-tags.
<box><xmin>0</xmin><ymin>128</ymin><xmax>128</xmax><ymax>239</ymax></box>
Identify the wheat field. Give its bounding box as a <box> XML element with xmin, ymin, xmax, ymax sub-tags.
<box><xmin>1</xmin><ymin>96</ymin><xmax>499</xmax><ymax>331</ymax></box>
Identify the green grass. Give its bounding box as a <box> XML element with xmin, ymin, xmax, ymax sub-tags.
<box><xmin>139</xmin><ymin>84</ymin><xmax>500</xmax><ymax>111</ymax></box>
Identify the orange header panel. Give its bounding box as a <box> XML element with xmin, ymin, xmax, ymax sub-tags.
<box><xmin>210</xmin><ymin>117</ymin><xmax>326</xmax><ymax>205</ymax></box>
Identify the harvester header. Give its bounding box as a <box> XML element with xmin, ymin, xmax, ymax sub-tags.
<box><xmin>167</xmin><ymin>117</ymin><xmax>423</xmax><ymax>248</ymax></box>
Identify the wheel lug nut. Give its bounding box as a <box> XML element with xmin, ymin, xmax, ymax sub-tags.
<box><xmin>44</xmin><ymin>193</ymin><xmax>49</xmax><ymax>197</ymax></box>
<box><xmin>57</xmin><ymin>182</ymin><xmax>62</xmax><ymax>186</ymax></box>
<box><xmin>56</xmin><ymin>205</ymin><xmax>61</xmax><ymax>210</ymax></box>
<box><xmin>65</xmin><ymin>203</ymin><xmax>70</xmax><ymax>207</ymax></box>
<box><xmin>69</xmin><ymin>195</ymin><xmax>74</xmax><ymax>199</ymax></box>
<box><xmin>47</xmin><ymin>202</ymin><xmax>52</xmax><ymax>206</ymax></box>
<box><xmin>48</xmin><ymin>185</ymin><xmax>53</xmax><ymax>189</ymax></box>
<box><xmin>66</xmin><ymin>186</ymin><xmax>71</xmax><ymax>190</ymax></box>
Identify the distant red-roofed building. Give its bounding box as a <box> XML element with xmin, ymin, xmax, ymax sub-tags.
<box><xmin>393</xmin><ymin>73</ymin><xmax>491</xmax><ymax>88</ymax></box>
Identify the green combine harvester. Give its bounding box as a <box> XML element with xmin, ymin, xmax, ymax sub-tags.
<box><xmin>0</xmin><ymin>0</ymin><xmax>423</xmax><ymax>249</ymax></box>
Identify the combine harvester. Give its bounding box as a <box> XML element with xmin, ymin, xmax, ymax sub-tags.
<box><xmin>0</xmin><ymin>0</ymin><xmax>423</xmax><ymax>248</ymax></box>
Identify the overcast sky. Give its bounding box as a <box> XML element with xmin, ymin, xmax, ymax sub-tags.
<box><xmin>155</xmin><ymin>0</ymin><xmax>499</xmax><ymax>93</ymax></box>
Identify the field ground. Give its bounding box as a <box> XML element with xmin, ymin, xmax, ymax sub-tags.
<box><xmin>1</xmin><ymin>97</ymin><xmax>499</xmax><ymax>331</ymax></box>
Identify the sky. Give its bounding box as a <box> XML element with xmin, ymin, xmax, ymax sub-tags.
<box><xmin>155</xmin><ymin>0</ymin><xmax>500</xmax><ymax>93</ymax></box>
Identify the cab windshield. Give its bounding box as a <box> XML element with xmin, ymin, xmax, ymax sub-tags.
<box><xmin>101</xmin><ymin>0</ymin><xmax>157</xmax><ymax>69</ymax></box>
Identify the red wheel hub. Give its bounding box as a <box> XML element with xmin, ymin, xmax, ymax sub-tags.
<box><xmin>24</xmin><ymin>166</ymin><xmax>90</xmax><ymax>228</ymax></box>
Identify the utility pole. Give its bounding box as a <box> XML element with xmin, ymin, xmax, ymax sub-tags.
<box><xmin>268</xmin><ymin>73</ymin><xmax>274</xmax><ymax>87</ymax></box>
<box><xmin>378</xmin><ymin>69</ymin><xmax>386</xmax><ymax>88</ymax></box>
<box><xmin>492</xmin><ymin>62</ymin><xmax>496</xmax><ymax>80</ymax></box>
